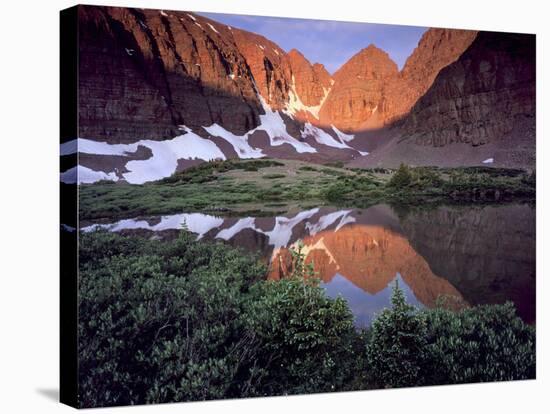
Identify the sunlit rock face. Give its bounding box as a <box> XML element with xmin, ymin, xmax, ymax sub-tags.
<box><xmin>71</xmin><ymin>5</ymin><xmax>535</xmax><ymax>180</ymax></box>
<box><xmin>268</xmin><ymin>224</ymin><xmax>466</xmax><ymax>310</ymax></box>
<box><xmin>78</xmin><ymin>7</ymin><xmax>265</xmax><ymax>142</ymax></box>
<box><xmin>78</xmin><ymin>5</ymin><xmax>477</xmax><ymax>142</ymax></box>
<box><xmin>318</xmin><ymin>45</ymin><xmax>399</xmax><ymax>131</ymax></box>
<box><xmin>352</xmin><ymin>31</ymin><xmax>536</xmax><ymax>169</ymax></box>
<box><xmin>318</xmin><ymin>29</ymin><xmax>476</xmax><ymax>132</ymax></box>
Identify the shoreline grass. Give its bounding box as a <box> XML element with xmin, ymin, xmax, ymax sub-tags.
<box><xmin>78</xmin><ymin>159</ymin><xmax>535</xmax><ymax>221</ymax></box>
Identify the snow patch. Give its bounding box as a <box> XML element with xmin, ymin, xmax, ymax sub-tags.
<box><xmin>284</xmin><ymin>76</ymin><xmax>330</xmax><ymax>119</ymax></box>
<box><xmin>194</xmin><ymin>22</ymin><xmax>203</xmax><ymax>29</ymax></box>
<box><xmin>482</xmin><ymin>158</ymin><xmax>494</xmax><ymax>164</ymax></box>
<box><xmin>84</xmin><ymin>208</ymin><xmax>360</xmax><ymax>254</ymax></box>
<box><xmin>301</xmin><ymin>123</ymin><xmax>368</xmax><ymax>156</ymax></box>
<box><xmin>186</xmin><ymin>13</ymin><xmax>196</xmax><ymax>21</ymax></box>
<box><xmin>216</xmin><ymin>217</ymin><xmax>256</xmax><ymax>241</ymax></box>
<box><xmin>302</xmin><ymin>123</ymin><xmax>351</xmax><ymax>150</ymax></box>
<box><xmin>60</xmin><ymin>165</ymin><xmax>119</xmax><ymax>184</ymax></box>
<box><xmin>123</xmin><ymin>131</ymin><xmax>225</xmax><ymax>184</ymax></box>
<box><xmin>268</xmin><ymin>209</ymin><xmax>320</xmax><ymax>248</ymax></box>
<box><xmin>306</xmin><ymin>210</ymin><xmax>354</xmax><ymax>234</ymax></box>
<box><xmin>64</xmin><ymin>129</ymin><xmax>226</xmax><ymax>184</ymax></box>
<box><xmin>203</xmin><ymin>123</ymin><xmax>264</xmax><ymax>158</ymax></box>
<box><xmin>331</xmin><ymin>126</ymin><xmax>368</xmax><ymax>156</ymax></box>
<box><xmin>216</xmin><ymin>208</ymin><xmax>320</xmax><ymax>249</ymax></box>
<box><xmin>83</xmin><ymin>213</ymin><xmax>224</xmax><ymax>239</ymax></box>
<box><xmin>60</xmin><ymin>140</ymin><xmax>77</xmax><ymax>156</ymax></box>
<box><xmin>295</xmin><ymin>237</ymin><xmax>338</xmax><ymax>267</ymax></box>
<box><xmin>331</xmin><ymin>126</ymin><xmax>354</xmax><ymax>143</ymax></box>
<box><xmin>207</xmin><ymin>23</ymin><xmax>219</xmax><ymax>34</ymax></box>
<box><xmin>160</xmin><ymin>10</ymin><xmax>168</xmax><ymax>17</ymax></box>
<box><xmin>255</xmin><ymin>95</ymin><xmax>316</xmax><ymax>153</ymax></box>
<box><xmin>335</xmin><ymin>213</ymin><xmax>356</xmax><ymax>231</ymax></box>
<box><xmin>125</xmin><ymin>48</ymin><xmax>134</xmax><ymax>56</ymax></box>
<box><xmin>204</xmin><ymin>96</ymin><xmax>316</xmax><ymax>156</ymax></box>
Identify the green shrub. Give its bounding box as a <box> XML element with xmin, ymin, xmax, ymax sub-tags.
<box><xmin>410</xmin><ymin>167</ymin><xmax>443</xmax><ymax>188</ymax></box>
<box><xmin>242</xmin><ymin>276</ymin><xmax>358</xmax><ymax>395</ymax></box>
<box><xmin>298</xmin><ymin>165</ymin><xmax>318</xmax><ymax>172</ymax></box>
<box><xmin>387</xmin><ymin>163</ymin><xmax>412</xmax><ymax>189</ymax></box>
<box><xmin>324</xmin><ymin>161</ymin><xmax>345</xmax><ymax>169</ymax></box>
<box><xmin>423</xmin><ymin>303</ymin><xmax>536</xmax><ymax>384</ymax></box>
<box><xmin>78</xmin><ymin>232</ymin><xmax>362</xmax><ymax>405</ymax></box>
<box><xmin>262</xmin><ymin>173</ymin><xmax>286</xmax><ymax>179</ymax></box>
<box><xmin>78</xmin><ymin>231</ymin><xmax>536</xmax><ymax>405</ymax></box>
<box><xmin>321</xmin><ymin>168</ymin><xmax>345</xmax><ymax>176</ymax></box>
<box><xmin>366</xmin><ymin>281</ymin><xmax>429</xmax><ymax>388</ymax></box>
<box><xmin>323</xmin><ymin>184</ymin><xmax>347</xmax><ymax>203</ymax></box>
<box><xmin>366</xmin><ymin>282</ymin><xmax>536</xmax><ymax>388</ymax></box>
<box><xmin>78</xmin><ymin>231</ymin><xmax>266</xmax><ymax>407</ymax></box>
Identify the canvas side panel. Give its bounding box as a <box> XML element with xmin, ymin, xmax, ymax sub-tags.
<box><xmin>60</xmin><ymin>5</ymin><xmax>79</xmax><ymax>409</ymax></box>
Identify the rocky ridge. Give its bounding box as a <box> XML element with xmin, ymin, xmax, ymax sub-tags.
<box><xmin>65</xmin><ymin>5</ymin><xmax>535</xmax><ymax>184</ymax></box>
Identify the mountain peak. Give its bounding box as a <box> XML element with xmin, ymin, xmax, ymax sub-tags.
<box><xmin>333</xmin><ymin>44</ymin><xmax>398</xmax><ymax>81</ymax></box>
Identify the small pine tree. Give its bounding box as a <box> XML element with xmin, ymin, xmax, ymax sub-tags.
<box><xmin>289</xmin><ymin>240</ymin><xmax>317</xmax><ymax>280</ymax></box>
<box><xmin>387</xmin><ymin>163</ymin><xmax>412</xmax><ymax>189</ymax></box>
<box><xmin>366</xmin><ymin>280</ymin><xmax>428</xmax><ymax>388</ymax></box>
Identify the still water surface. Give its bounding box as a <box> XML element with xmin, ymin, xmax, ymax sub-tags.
<box><xmin>83</xmin><ymin>203</ymin><xmax>535</xmax><ymax>327</ymax></box>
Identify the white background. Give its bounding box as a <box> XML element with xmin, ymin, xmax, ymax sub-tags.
<box><xmin>0</xmin><ymin>0</ymin><xmax>548</xmax><ymax>412</ymax></box>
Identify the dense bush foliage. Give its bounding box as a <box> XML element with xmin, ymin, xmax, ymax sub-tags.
<box><xmin>422</xmin><ymin>302</ymin><xmax>536</xmax><ymax>384</ymax></box>
<box><xmin>79</xmin><ymin>231</ymin><xmax>536</xmax><ymax>407</ymax></box>
<box><xmin>78</xmin><ymin>231</ymin><xmax>266</xmax><ymax>406</ymax></box>
<box><xmin>240</xmin><ymin>242</ymin><xmax>365</xmax><ymax>395</ymax></box>
<box><xmin>366</xmin><ymin>282</ymin><xmax>536</xmax><ymax>388</ymax></box>
<box><xmin>366</xmin><ymin>281</ymin><xmax>429</xmax><ymax>388</ymax></box>
<box><xmin>161</xmin><ymin>158</ymin><xmax>285</xmax><ymax>184</ymax></box>
<box><xmin>78</xmin><ymin>232</ymin><xmax>361</xmax><ymax>406</ymax></box>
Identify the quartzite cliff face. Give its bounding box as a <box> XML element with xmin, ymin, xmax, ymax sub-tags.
<box><xmin>318</xmin><ymin>29</ymin><xmax>477</xmax><ymax>132</ymax></box>
<box><xmin>403</xmin><ymin>31</ymin><xmax>536</xmax><ymax>152</ymax></box>
<box><xmin>66</xmin><ymin>5</ymin><xmax>535</xmax><ymax>184</ymax></box>
<box><xmin>350</xmin><ymin>30</ymin><xmax>536</xmax><ymax>168</ymax></box>
<box><xmin>78</xmin><ymin>6</ymin><xmax>263</xmax><ymax>142</ymax></box>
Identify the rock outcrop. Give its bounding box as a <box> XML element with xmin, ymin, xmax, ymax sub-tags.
<box><xmin>287</xmin><ymin>49</ymin><xmax>333</xmax><ymax>122</ymax></box>
<box><xmin>318</xmin><ymin>29</ymin><xmax>476</xmax><ymax>132</ymax></box>
<box><xmin>78</xmin><ymin>6</ymin><xmax>270</xmax><ymax>142</ymax></box>
<box><xmin>402</xmin><ymin>31</ymin><xmax>536</xmax><ymax>149</ymax></box>
<box><xmin>288</xmin><ymin>49</ymin><xmax>332</xmax><ymax>107</ymax></box>
<box><xmin>318</xmin><ymin>45</ymin><xmax>398</xmax><ymax>131</ymax></box>
<box><xmin>230</xmin><ymin>28</ymin><xmax>293</xmax><ymax>110</ymax></box>
<box><xmin>69</xmin><ymin>4</ymin><xmax>536</xmax><ymax>182</ymax></box>
<box><xmin>348</xmin><ymin>30</ymin><xmax>536</xmax><ymax>168</ymax></box>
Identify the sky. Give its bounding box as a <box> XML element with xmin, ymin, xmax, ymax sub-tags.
<box><xmin>200</xmin><ymin>12</ymin><xmax>427</xmax><ymax>73</ymax></box>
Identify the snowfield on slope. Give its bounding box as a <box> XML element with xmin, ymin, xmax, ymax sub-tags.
<box><xmin>60</xmin><ymin>129</ymin><xmax>225</xmax><ymax>184</ymax></box>
<box><xmin>61</xmin><ymin>96</ymin><xmax>370</xmax><ymax>184</ymax></box>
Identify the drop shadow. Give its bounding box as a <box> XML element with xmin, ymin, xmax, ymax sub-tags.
<box><xmin>36</xmin><ymin>388</ymin><xmax>59</xmax><ymax>402</ymax></box>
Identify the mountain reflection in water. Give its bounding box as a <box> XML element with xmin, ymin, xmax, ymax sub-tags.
<box><xmin>82</xmin><ymin>203</ymin><xmax>535</xmax><ymax>327</ymax></box>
